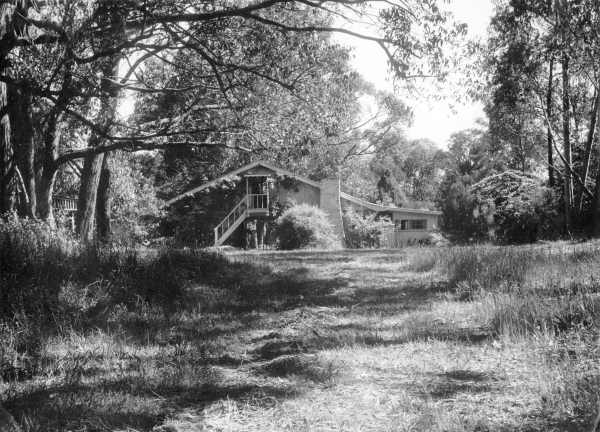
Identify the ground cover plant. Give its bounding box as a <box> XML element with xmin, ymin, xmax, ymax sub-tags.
<box><xmin>3</xmin><ymin>221</ymin><xmax>600</xmax><ymax>431</ymax></box>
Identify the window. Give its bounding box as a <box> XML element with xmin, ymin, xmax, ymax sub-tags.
<box><xmin>410</xmin><ymin>219</ymin><xmax>427</xmax><ymax>230</ymax></box>
<box><xmin>397</xmin><ymin>219</ymin><xmax>427</xmax><ymax>230</ymax></box>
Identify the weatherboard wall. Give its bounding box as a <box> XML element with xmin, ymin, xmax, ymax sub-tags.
<box><xmin>273</xmin><ymin>182</ymin><xmax>321</xmax><ymax>208</ymax></box>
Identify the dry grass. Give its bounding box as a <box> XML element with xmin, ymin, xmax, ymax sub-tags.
<box><xmin>2</xmin><ymin>242</ymin><xmax>600</xmax><ymax>431</ymax></box>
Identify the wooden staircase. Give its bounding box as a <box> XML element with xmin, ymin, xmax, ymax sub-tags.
<box><xmin>213</xmin><ymin>194</ymin><xmax>269</xmax><ymax>246</ymax></box>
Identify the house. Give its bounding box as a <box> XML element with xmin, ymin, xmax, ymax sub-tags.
<box><xmin>53</xmin><ymin>196</ymin><xmax>77</xmax><ymax>230</ymax></box>
<box><xmin>165</xmin><ymin>161</ymin><xmax>441</xmax><ymax>248</ymax></box>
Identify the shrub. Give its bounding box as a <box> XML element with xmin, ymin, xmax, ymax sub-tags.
<box><xmin>0</xmin><ymin>214</ymin><xmax>77</xmax><ymax>321</ymax></box>
<box><xmin>274</xmin><ymin>204</ymin><xmax>340</xmax><ymax>250</ymax></box>
<box><xmin>0</xmin><ymin>214</ymin><xmax>257</xmax><ymax>380</ymax></box>
<box><xmin>437</xmin><ymin>174</ymin><xmax>490</xmax><ymax>243</ymax></box>
<box><xmin>343</xmin><ymin>208</ymin><xmax>392</xmax><ymax>249</ymax></box>
<box><xmin>471</xmin><ymin>171</ymin><xmax>561</xmax><ymax>244</ymax></box>
<box><xmin>0</xmin><ymin>215</ymin><xmax>78</xmax><ymax>379</ymax></box>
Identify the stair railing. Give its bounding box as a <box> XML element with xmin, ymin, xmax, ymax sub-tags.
<box><xmin>214</xmin><ymin>197</ymin><xmax>248</xmax><ymax>245</ymax></box>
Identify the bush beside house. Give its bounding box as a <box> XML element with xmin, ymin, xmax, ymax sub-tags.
<box><xmin>343</xmin><ymin>208</ymin><xmax>392</xmax><ymax>248</ymax></box>
<box><xmin>274</xmin><ymin>204</ymin><xmax>339</xmax><ymax>250</ymax></box>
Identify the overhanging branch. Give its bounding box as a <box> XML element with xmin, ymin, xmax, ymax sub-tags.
<box><xmin>55</xmin><ymin>139</ymin><xmax>251</xmax><ymax>166</ymax></box>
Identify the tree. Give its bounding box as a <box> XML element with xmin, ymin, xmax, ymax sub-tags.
<box><xmin>368</xmin><ymin>131</ymin><xmax>445</xmax><ymax>208</ymax></box>
<box><xmin>484</xmin><ymin>0</ymin><xmax>600</xmax><ymax>234</ymax></box>
<box><xmin>1</xmin><ymin>0</ymin><xmax>464</xmax><ymax>240</ymax></box>
<box><xmin>0</xmin><ymin>0</ymin><xmax>30</xmax><ymax>213</ymax></box>
<box><xmin>437</xmin><ymin>126</ymin><xmax>503</xmax><ymax>240</ymax></box>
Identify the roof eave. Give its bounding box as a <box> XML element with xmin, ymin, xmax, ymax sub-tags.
<box><xmin>164</xmin><ymin>160</ymin><xmax>321</xmax><ymax>207</ymax></box>
<box><xmin>340</xmin><ymin>192</ymin><xmax>441</xmax><ymax>216</ymax></box>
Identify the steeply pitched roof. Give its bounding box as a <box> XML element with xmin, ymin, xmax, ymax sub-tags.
<box><xmin>165</xmin><ymin>160</ymin><xmax>442</xmax><ymax>217</ymax></box>
<box><xmin>164</xmin><ymin>160</ymin><xmax>321</xmax><ymax>206</ymax></box>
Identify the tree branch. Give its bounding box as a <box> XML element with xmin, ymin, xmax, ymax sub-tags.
<box><xmin>55</xmin><ymin>139</ymin><xmax>250</xmax><ymax>166</ymax></box>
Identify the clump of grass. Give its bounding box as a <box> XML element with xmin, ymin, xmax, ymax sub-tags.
<box><xmin>405</xmin><ymin>248</ymin><xmax>443</xmax><ymax>273</ymax></box>
<box><xmin>405</xmin><ymin>245</ymin><xmax>537</xmax><ymax>292</ymax></box>
<box><xmin>0</xmin><ymin>214</ymin><xmax>76</xmax><ymax>321</ymax></box>
<box><xmin>258</xmin><ymin>354</ymin><xmax>339</xmax><ymax>383</ymax></box>
<box><xmin>405</xmin><ymin>242</ymin><xmax>600</xmax><ymax>428</ymax></box>
<box><xmin>482</xmin><ymin>289</ymin><xmax>600</xmax><ymax>337</ymax></box>
<box><xmin>0</xmin><ymin>215</ymin><xmax>269</xmax><ymax>383</ymax></box>
<box><xmin>477</xmin><ymin>246</ymin><xmax>600</xmax><ymax>338</ymax></box>
<box><xmin>443</xmin><ymin>246</ymin><xmax>535</xmax><ymax>294</ymax></box>
<box><xmin>406</xmin><ymin>242</ymin><xmax>600</xmax><ymax>338</ymax></box>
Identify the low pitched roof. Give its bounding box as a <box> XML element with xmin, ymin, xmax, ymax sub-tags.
<box><xmin>340</xmin><ymin>192</ymin><xmax>442</xmax><ymax>216</ymax></box>
<box><xmin>165</xmin><ymin>160</ymin><xmax>321</xmax><ymax>206</ymax></box>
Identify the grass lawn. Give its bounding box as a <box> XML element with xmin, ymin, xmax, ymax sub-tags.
<box><xmin>2</xmin><ymin>245</ymin><xmax>600</xmax><ymax>431</ymax></box>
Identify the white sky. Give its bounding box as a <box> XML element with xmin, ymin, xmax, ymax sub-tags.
<box><xmin>337</xmin><ymin>0</ymin><xmax>495</xmax><ymax>148</ymax></box>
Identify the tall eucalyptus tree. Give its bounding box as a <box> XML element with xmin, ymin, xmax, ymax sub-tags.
<box><xmin>1</xmin><ymin>0</ymin><xmax>464</xmax><ymax>240</ymax></box>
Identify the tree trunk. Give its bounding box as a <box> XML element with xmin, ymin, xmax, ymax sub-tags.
<box><xmin>75</xmin><ymin>0</ymin><xmax>123</xmax><ymax>239</ymax></box>
<box><xmin>37</xmin><ymin>111</ymin><xmax>63</xmax><ymax>222</ymax></box>
<box><xmin>547</xmin><ymin>57</ymin><xmax>555</xmax><ymax>187</ymax></box>
<box><xmin>562</xmin><ymin>52</ymin><xmax>573</xmax><ymax>234</ymax></box>
<box><xmin>75</xmin><ymin>60</ymin><xmax>120</xmax><ymax>240</ymax></box>
<box><xmin>37</xmin><ymin>170</ymin><xmax>57</xmax><ymax>222</ymax></box>
<box><xmin>76</xmin><ymin>153</ymin><xmax>104</xmax><ymax>242</ymax></box>
<box><xmin>0</xmin><ymin>3</ymin><xmax>14</xmax><ymax>214</ymax></box>
<box><xmin>0</xmin><ymin>80</ymin><xmax>14</xmax><ymax>213</ymax></box>
<box><xmin>10</xmin><ymin>86</ymin><xmax>36</xmax><ymax>217</ymax></box>
<box><xmin>593</xmin><ymin>163</ymin><xmax>600</xmax><ymax>236</ymax></box>
<box><xmin>577</xmin><ymin>86</ymin><xmax>600</xmax><ymax>213</ymax></box>
<box><xmin>96</xmin><ymin>153</ymin><xmax>111</xmax><ymax>241</ymax></box>
<box><xmin>0</xmin><ymin>1</ymin><xmax>30</xmax><ymax>214</ymax></box>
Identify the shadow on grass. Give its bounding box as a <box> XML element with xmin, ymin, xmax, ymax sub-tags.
<box><xmin>255</xmin><ymin>354</ymin><xmax>338</xmax><ymax>383</ymax></box>
<box><xmin>299</xmin><ymin>325</ymin><xmax>491</xmax><ymax>352</ymax></box>
<box><xmin>495</xmin><ymin>414</ymin><xmax>587</xmax><ymax>432</ymax></box>
<box><xmin>350</xmin><ymin>281</ymin><xmax>452</xmax><ymax>314</ymax></box>
<box><xmin>416</xmin><ymin>369</ymin><xmax>498</xmax><ymax>400</ymax></box>
<box><xmin>107</xmin><ymin>257</ymin><xmax>469</xmax><ymax>360</ymax></box>
<box><xmin>3</xmin><ymin>249</ymin><xmax>488</xmax><ymax>431</ymax></box>
<box><xmin>5</xmin><ymin>375</ymin><xmax>300</xmax><ymax>432</ymax></box>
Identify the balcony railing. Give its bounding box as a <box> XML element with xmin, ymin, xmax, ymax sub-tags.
<box><xmin>53</xmin><ymin>197</ymin><xmax>77</xmax><ymax>212</ymax></box>
<box><xmin>247</xmin><ymin>194</ymin><xmax>268</xmax><ymax>210</ymax></box>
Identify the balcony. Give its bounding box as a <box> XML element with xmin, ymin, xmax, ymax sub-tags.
<box><xmin>247</xmin><ymin>194</ymin><xmax>269</xmax><ymax>214</ymax></box>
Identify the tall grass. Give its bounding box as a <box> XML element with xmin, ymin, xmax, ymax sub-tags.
<box><xmin>0</xmin><ymin>215</ymin><xmax>260</xmax><ymax>382</ymax></box>
<box><xmin>408</xmin><ymin>242</ymin><xmax>600</xmax><ymax>337</ymax></box>
<box><xmin>407</xmin><ymin>242</ymin><xmax>600</xmax><ymax>423</ymax></box>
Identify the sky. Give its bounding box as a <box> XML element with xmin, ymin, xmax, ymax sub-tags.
<box><xmin>337</xmin><ymin>0</ymin><xmax>496</xmax><ymax>148</ymax></box>
<box><xmin>118</xmin><ymin>1</ymin><xmax>496</xmax><ymax>148</ymax></box>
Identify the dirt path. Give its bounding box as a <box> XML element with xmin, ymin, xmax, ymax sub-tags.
<box><xmin>3</xmin><ymin>249</ymin><xmax>581</xmax><ymax>431</ymax></box>
<box><xmin>154</xmin><ymin>250</ymin><xmax>569</xmax><ymax>432</ymax></box>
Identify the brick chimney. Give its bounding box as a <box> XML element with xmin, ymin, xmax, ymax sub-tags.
<box><xmin>319</xmin><ymin>177</ymin><xmax>345</xmax><ymax>247</ymax></box>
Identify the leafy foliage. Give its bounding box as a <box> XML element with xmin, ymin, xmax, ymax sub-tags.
<box><xmin>1</xmin><ymin>0</ymin><xmax>464</xmax><ymax>242</ymax></box>
<box><xmin>0</xmin><ymin>215</ymin><xmax>74</xmax><ymax>323</ymax></box>
<box><xmin>161</xmin><ymin>176</ymin><xmax>245</xmax><ymax>246</ymax></box>
<box><xmin>109</xmin><ymin>152</ymin><xmax>163</xmax><ymax>243</ymax></box>
<box><xmin>482</xmin><ymin>0</ymin><xmax>600</xmax><ymax>234</ymax></box>
<box><xmin>343</xmin><ymin>208</ymin><xmax>392</xmax><ymax>249</ymax></box>
<box><xmin>341</xmin><ymin>130</ymin><xmax>446</xmax><ymax>210</ymax></box>
<box><xmin>471</xmin><ymin>171</ymin><xmax>561</xmax><ymax>243</ymax></box>
<box><xmin>274</xmin><ymin>204</ymin><xmax>339</xmax><ymax>250</ymax></box>
<box><xmin>437</xmin><ymin>126</ymin><xmax>502</xmax><ymax>242</ymax></box>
